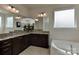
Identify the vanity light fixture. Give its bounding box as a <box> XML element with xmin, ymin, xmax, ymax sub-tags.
<box><xmin>15</xmin><ymin>16</ymin><xmax>21</xmax><ymax>19</ymax></box>
<box><xmin>43</xmin><ymin>13</ymin><xmax>47</xmax><ymax>16</ymax></box>
<box><xmin>7</xmin><ymin>5</ymin><xmax>19</xmax><ymax>13</ymax></box>
<box><xmin>40</xmin><ymin>13</ymin><xmax>43</xmax><ymax>17</ymax></box>
<box><xmin>8</xmin><ymin>5</ymin><xmax>12</xmax><ymax>9</ymax></box>
<box><xmin>12</xmin><ymin>7</ymin><xmax>16</xmax><ymax>11</ymax></box>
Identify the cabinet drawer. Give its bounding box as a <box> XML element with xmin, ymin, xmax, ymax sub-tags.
<box><xmin>0</xmin><ymin>39</ymin><xmax>11</xmax><ymax>45</ymax></box>
<box><xmin>2</xmin><ymin>47</ymin><xmax>11</xmax><ymax>52</ymax></box>
<box><xmin>0</xmin><ymin>43</ymin><xmax>11</xmax><ymax>48</ymax></box>
<box><xmin>0</xmin><ymin>47</ymin><xmax>12</xmax><ymax>55</ymax></box>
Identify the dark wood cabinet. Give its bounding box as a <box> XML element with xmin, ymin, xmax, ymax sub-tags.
<box><xmin>0</xmin><ymin>33</ymin><xmax>49</xmax><ymax>55</ymax></box>
<box><xmin>23</xmin><ymin>35</ymin><xmax>31</xmax><ymax>47</ymax></box>
<box><xmin>20</xmin><ymin>35</ymin><xmax>30</xmax><ymax>51</ymax></box>
<box><xmin>0</xmin><ymin>39</ymin><xmax>12</xmax><ymax>55</ymax></box>
<box><xmin>12</xmin><ymin>35</ymin><xmax>30</xmax><ymax>55</ymax></box>
<box><xmin>30</xmin><ymin>34</ymin><xmax>49</xmax><ymax>48</ymax></box>
<box><xmin>12</xmin><ymin>36</ymin><xmax>22</xmax><ymax>55</ymax></box>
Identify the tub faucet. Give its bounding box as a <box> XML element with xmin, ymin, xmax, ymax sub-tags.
<box><xmin>70</xmin><ymin>45</ymin><xmax>73</xmax><ymax>54</ymax></box>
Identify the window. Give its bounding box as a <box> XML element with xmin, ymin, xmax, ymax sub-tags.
<box><xmin>6</xmin><ymin>17</ymin><xmax>13</xmax><ymax>28</ymax></box>
<box><xmin>0</xmin><ymin>16</ymin><xmax>2</xmax><ymax>28</ymax></box>
<box><xmin>54</xmin><ymin>9</ymin><xmax>76</xmax><ymax>28</ymax></box>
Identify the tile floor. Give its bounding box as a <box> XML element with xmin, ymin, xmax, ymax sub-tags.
<box><xmin>19</xmin><ymin>46</ymin><xmax>50</xmax><ymax>55</ymax></box>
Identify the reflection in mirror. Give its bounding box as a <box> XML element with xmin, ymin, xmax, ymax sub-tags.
<box><xmin>6</xmin><ymin>16</ymin><xmax>14</xmax><ymax>32</ymax></box>
<box><xmin>20</xmin><ymin>18</ymin><xmax>35</xmax><ymax>31</ymax></box>
<box><xmin>0</xmin><ymin>8</ymin><xmax>16</xmax><ymax>33</ymax></box>
<box><xmin>16</xmin><ymin>22</ymin><xmax>21</xmax><ymax>27</ymax></box>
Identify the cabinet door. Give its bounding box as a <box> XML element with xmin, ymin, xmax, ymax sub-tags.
<box><xmin>0</xmin><ymin>47</ymin><xmax>12</xmax><ymax>55</ymax></box>
<box><xmin>20</xmin><ymin>35</ymin><xmax>28</xmax><ymax>50</ymax></box>
<box><xmin>23</xmin><ymin>35</ymin><xmax>30</xmax><ymax>48</ymax></box>
<box><xmin>12</xmin><ymin>35</ymin><xmax>30</xmax><ymax>55</ymax></box>
<box><xmin>30</xmin><ymin>34</ymin><xmax>38</xmax><ymax>46</ymax></box>
<box><xmin>12</xmin><ymin>36</ymin><xmax>22</xmax><ymax>55</ymax></box>
<box><xmin>30</xmin><ymin>34</ymin><xmax>49</xmax><ymax>48</ymax></box>
<box><xmin>20</xmin><ymin>36</ymin><xmax>26</xmax><ymax>50</ymax></box>
<box><xmin>39</xmin><ymin>34</ymin><xmax>49</xmax><ymax>48</ymax></box>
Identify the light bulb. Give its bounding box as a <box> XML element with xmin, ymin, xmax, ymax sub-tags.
<box><xmin>15</xmin><ymin>16</ymin><xmax>21</xmax><ymax>19</ymax></box>
<box><xmin>73</xmin><ymin>53</ymin><xmax>77</xmax><ymax>55</ymax></box>
<box><xmin>40</xmin><ymin>14</ymin><xmax>43</xmax><ymax>17</ymax></box>
<box><xmin>67</xmin><ymin>51</ymin><xmax>72</xmax><ymax>54</ymax></box>
<box><xmin>43</xmin><ymin>13</ymin><xmax>47</xmax><ymax>16</ymax></box>
<box><xmin>8</xmin><ymin>6</ymin><xmax>11</xmax><ymax>9</ymax></box>
<box><xmin>16</xmin><ymin>10</ymin><xmax>19</xmax><ymax>13</ymax></box>
<box><xmin>12</xmin><ymin>8</ymin><xmax>16</xmax><ymax>11</ymax></box>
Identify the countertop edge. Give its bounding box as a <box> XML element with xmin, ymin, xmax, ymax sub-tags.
<box><xmin>0</xmin><ymin>32</ymin><xmax>49</xmax><ymax>41</ymax></box>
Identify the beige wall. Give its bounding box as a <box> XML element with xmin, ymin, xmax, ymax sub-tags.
<box><xmin>29</xmin><ymin>7</ymin><xmax>50</xmax><ymax>18</ymax></box>
<box><xmin>34</xmin><ymin>17</ymin><xmax>43</xmax><ymax>30</ymax></box>
<box><xmin>11</xmin><ymin>4</ymin><xmax>30</xmax><ymax>17</ymax></box>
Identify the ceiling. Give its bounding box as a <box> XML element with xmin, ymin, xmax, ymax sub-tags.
<box><xmin>22</xmin><ymin>4</ymin><xmax>75</xmax><ymax>9</ymax></box>
<box><xmin>1</xmin><ymin>4</ymin><xmax>76</xmax><ymax>18</ymax></box>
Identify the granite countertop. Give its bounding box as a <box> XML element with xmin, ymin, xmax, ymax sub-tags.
<box><xmin>0</xmin><ymin>31</ymin><xmax>49</xmax><ymax>41</ymax></box>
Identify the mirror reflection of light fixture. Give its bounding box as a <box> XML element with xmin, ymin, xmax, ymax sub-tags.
<box><xmin>15</xmin><ymin>16</ymin><xmax>21</xmax><ymax>19</ymax></box>
<box><xmin>37</xmin><ymin>12</ymin><xmax>47</xmax><ymax>17</ymax></box>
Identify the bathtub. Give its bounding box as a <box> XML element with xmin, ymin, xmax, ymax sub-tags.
<box><xmin>50</xmin><ymin>39</ymin><xmax>79</xmax><ymax>55</ymax></box>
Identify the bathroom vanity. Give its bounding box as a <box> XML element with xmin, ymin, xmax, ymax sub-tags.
<box><xmin>0</xmin><ymin>31</ymin><xmax>49</xmax><ymax>55</ymax></box>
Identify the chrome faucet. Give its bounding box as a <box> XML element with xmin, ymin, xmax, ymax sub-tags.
<box><xmin>70</xmin><ymin>45</ymin><xmax>73</xmax><ymax>54</ymax></box>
